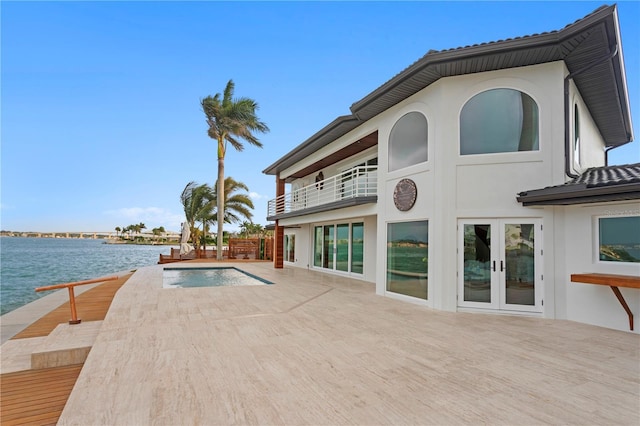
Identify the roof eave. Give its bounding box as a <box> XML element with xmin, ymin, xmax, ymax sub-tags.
<box><xmin>517</xmin><ymin>182</ymin><xmax>640</xmax><ymax>206</ymax></box>
<box><xmin>262</xmin><ymin>115</ymin><xmax>360</xmax><ymax>176</ymax></box>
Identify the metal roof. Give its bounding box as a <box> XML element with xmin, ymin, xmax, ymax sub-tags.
<box><xmin>516</xmin><ymin>163</ymin><xmax>640</xmax><ymax>206</ymax></box>
<box><xmin>264</xmin><ymin>4</ymin><xmax>633</xmax><ymax>177</ymax></box>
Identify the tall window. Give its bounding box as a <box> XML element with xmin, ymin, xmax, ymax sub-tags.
<box><xmin>284</xmin><ymin>234</ymin><xmax>295</xmax><ymax>263</ymax></box>
<box><xmin>351</xmin><ymin>223</ymin><xmax>364</xmax><ymax>274</ymax></box>
<box><xmin>574</xmin><ymin>104</ymin><xmax>581</xmax><ymax>168</ymax></box>
<box><xmin>460</xmin><ymin>88</ymin><xmax>539</xmax><ymax>155</ymax></box>
<box><xmin>387</xmin><ymin>221</ymin><xmax>429</xmax><ymax>300</ymax></box>
<box><xmin>389</xmin><ymin>112</ymin><xmax>428</xmax><ymax>171</ymax></box>
<box><xmin>599</xmin><ymin>216</ymin><xmax>640</xmax><ymax>263</ymax></box>
<box><xmin>314</xmin><ymin>226</ymin><xmax>322</xmax><ymax>267</ymax></box>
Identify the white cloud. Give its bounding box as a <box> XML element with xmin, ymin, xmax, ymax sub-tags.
<box><xmin>249</xmin><ymin>192</ymin><xmax>268</xmax><ymax>200</ymax></box>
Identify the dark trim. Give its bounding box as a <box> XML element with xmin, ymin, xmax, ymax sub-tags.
<box><xmin>564</xmin><ymin>43</ymin><xmax>619</xmax><ymax>179</ymax></box>
<box><xmin>264</xmin><ymin>5</ymin><xmax>632</xmax><ymax>177</ymax></box>
<box><xmin>266</xmin><ymin>196</ymin><xmax>377</xmax><ymax>221</ymax></box>
<box><xmin>262</xmin><ymin>115</ymin><xmax>359</xmax><ymax>175</ymax></box>
<box><xmin>517</xmin><ymin>182</ymin><xmax>640</xmax><ymax>206</ymax></box>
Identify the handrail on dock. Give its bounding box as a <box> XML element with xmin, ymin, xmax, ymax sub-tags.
<box><xmin>35</xmin><ymin>276</ymin><xmax>119</xmax><ymax>324</ymax></box>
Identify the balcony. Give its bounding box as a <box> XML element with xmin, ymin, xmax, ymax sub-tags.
<box><xmin>267</xmin><ymin>166</ymin><xmax>378</xmax><ymax>220</ymax></box>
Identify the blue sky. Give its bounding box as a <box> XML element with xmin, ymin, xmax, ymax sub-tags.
<box><xmin>2</xmin><ymin>1</ymin><xmax>639</xmax><ymax>234</ymax></box>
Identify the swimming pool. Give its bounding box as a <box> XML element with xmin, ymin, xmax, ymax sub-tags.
<box><xmin>163</xmin><ymin>267</ymin><xmax>273</xmax><ymax>288</ymax></box>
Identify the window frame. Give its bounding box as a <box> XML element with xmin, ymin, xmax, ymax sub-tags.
<box><xmin>312</xmin><ymin>220</ymin><xmax>365</xmax><ymax>276</ymax></box>
<box><xmin>459</xmin><ymin>87</ymin><xmax>541</xmax><ymax>157</ymax></box>
<box><xmin>385</xmin><ymin>219</ymin><xmax>430</xmax><ymax>302</ymax></box>
<box><xmin>388</xmin><ymin>111</ymin><xmax>429</xmax><ymax>173</ymax></box>
<box><xmin>284</xmin><ymin>233</ymin><xmax>295</xmax><ymax>263</ymax></box>
<box><xmin>595</xmin><ymin>214</ymin><xmax>640</xmax><ymax>265</ymax></box>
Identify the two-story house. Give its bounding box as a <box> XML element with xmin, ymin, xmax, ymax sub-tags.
<box><xmin>263</xmin><ymin>5</ymin><xmax>639</xmax><ymax>333</ymax></box>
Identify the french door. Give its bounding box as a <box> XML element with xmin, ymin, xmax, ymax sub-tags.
<box><xmin>458</xmin><ymin>219</ymin><xmax>542</xmax><ymax>312</ymax></box>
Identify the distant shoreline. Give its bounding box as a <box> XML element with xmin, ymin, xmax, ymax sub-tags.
<box><xmin>1</xmin><ymin>234</ymin><xmax>180</xmax><ymax>246</ymax></box>
<box><xmin>103</xmin><ymin>239</ymin><xmax>177</xmax><ymax>246</ymax></box>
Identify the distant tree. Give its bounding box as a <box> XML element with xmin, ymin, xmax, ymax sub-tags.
<box><xmin>239</xmin><ymin>221</ymin><xmax>251</xmax><ymax>238</ymax></box>
<box><xmin>251</xmin><ymin>223</ymin><xmax>265</xmax><ymax>237</ymax></box>
<box><xmin>115</xmin><ymin>226</ymin><xmax>121</xmax><ymax>238</ymax></box>
<box><xmin>239</xmin><ymin>221</ymin><xmax>264</xmax><ymax>238</ymax></box>
<box><xmin>201</xmin><ymin>79</ymin><xmax>269</xmax><ymax>260</ymax></box>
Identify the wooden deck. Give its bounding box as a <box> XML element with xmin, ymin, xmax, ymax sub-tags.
<box><xmin>0</xmin><ymin>274</ymin><xmax>131</xmax><ymax>426</ymax></box>
<box><xmin>1</xmin><ymin>365</ymin><xmax>82</xmax><ymax>426</ymax></box>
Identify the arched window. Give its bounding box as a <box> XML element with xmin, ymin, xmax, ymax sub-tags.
<box><xmin>389</xmin><ymin>112</ymin><xmax>428</xmax><ymax>172</ymax></box>
<box><xmin>460</xmin><ymin>89</ymin><xmax>539</xmax><ymax>155</ymax></box>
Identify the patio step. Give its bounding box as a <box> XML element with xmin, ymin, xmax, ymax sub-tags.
<box><xmin>31</xmin><ymin>321</ymin><xmax>102</xmax><ymax>369</ymax></box>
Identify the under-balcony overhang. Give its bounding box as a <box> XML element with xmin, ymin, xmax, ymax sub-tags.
<box><xmin>264</xmin><ymin>129</ymin><xmax>378</xmax><ymax>183</ymax></box>
<box><xmin>267</xmin><ymin>196</ymin><xmax>377</xmax><ymax>221</ymax></box>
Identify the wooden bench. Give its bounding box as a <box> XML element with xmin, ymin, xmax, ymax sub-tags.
<box><xmin>571</xmin><ymin>273</ymin><xmax>640</xmax><ymax>330</ymax></box>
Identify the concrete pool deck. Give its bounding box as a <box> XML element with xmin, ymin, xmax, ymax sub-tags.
<box><xmin>51</xmin><ymin>262</ymin><xmax>639</xmax><ymax>425</ymax></box>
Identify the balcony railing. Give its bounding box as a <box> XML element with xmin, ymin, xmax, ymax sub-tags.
<box><xmin>268</xmin><ymin>166</ymin><xmax>378</xmax><ymax>218</ymax></box>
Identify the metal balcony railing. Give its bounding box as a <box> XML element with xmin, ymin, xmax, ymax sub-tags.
<box><xmin>268</xmin><ymin>166</ymin><xmax>378</xmax><ymax>217</ymax></box>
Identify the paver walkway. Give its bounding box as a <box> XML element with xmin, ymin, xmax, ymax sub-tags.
<box><xmin>57</xmin><ymin>263</ymin><xmax>640</xmax><ymax>425</ymax></box>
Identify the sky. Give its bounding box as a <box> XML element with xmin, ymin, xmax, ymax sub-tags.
<box><xmin>2</xmin><ymin>1</ymin><xmax>639</xmax><ymax>234</ymax></box>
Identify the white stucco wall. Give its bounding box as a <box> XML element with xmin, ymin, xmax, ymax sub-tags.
<box><xmin>560</xmin><ymin>202</ymin><xmax>640</xmax><ymax>333</ymax></box>
<box><xmin>369</xmin><ymin>62</ymin><xmax>569</xmax><ymax>314</ymax></box>
<box><xmin>569</xmin><ymin>82</ymin><xmax>607</xmax><ymax>173</ymax></box>
<box><xmin>272</xmin><ymin>60</ymin><xmax>632</xmax><ymax>331</ymax></box>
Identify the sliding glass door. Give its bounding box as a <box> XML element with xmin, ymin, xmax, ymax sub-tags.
<box><xmin>313</xmin><ymin>222</ymin><xmax>364</xmax><ymax>275</ymax></box>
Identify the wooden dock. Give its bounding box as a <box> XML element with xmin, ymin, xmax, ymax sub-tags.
<box><xmin>0</xmin><ymin>274</ymin><xmax>131</xmax><ymax>426</ymax></box>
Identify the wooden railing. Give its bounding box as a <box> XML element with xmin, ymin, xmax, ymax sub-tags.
<box><xmin>158</xmin><ymin>239</ymin><xmax>274</xmax><ymax>264</ymax></box>
<box><xmin>35</xmin><ymin>276</ymin><xmax>119</xmax><ymax>325</ymax></box>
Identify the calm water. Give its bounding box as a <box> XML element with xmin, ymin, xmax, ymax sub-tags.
<box><xmin>0</xmin><ymin>237</ymin><xmax>176</xmax><ymax>315</ymax></box>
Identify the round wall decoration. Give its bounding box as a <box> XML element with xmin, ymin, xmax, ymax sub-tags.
<box><xmin>393</xmin><ymin>178</ymin><xmax>417</xmax><ymax>211</ymax></box>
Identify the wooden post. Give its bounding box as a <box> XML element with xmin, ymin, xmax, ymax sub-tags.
<box><xmin>67</xmin><ymin>286</ymin><xmax>81</xmax><ymax>324</ymax></box>
<box><xmin>274</xmin><ymin>175</ymin><xmax>285</xmax><ymax>269</ymax></box>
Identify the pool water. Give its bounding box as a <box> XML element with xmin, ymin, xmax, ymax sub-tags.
<box><xmin>163</xmin><ymin>267</ymin><xmax>273</xmax><ymax>288</ymax></box>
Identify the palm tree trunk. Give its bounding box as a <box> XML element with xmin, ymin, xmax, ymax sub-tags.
<box><xmin>217</xmin><ymin>156</ymin><xmax>225</xmax><ymax>260</ymax></box>
<box><xmin>202</xmin><ymin>223</ymin><xmax>206</xmax><ymax>259</ymax></box>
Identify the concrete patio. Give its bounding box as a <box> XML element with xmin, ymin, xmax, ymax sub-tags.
<box><xmin>56</xmin><ymin>262</ymin><xmax>639</xmax><ymax>425</ymax></box>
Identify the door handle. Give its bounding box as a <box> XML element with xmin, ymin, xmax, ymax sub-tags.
<box><xmin>500</xmin><ymin>261</ymin><xmax>504</xmax><ymax>272</ymax></box>
<box><xmin>492</xmin><ymin>261</ymin><xmax>496</xmax><ymax>272</ymax></box>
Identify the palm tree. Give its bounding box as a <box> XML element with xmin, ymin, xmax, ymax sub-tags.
<box><xmin>239</xmin><ymin>221</ymin><xmax>251</xmax><ymax>238</ymax></box>
<box><xmin>212</xmin><ymin>177</ymin><xmax>254</xmax><ymax>228</ymax></box>
<box><xmin>201</xmin><ymin>80</ymin><xmax>269</xmax><ymax>259</ymax></box>
<box><xmin>239</xmin><ymin>221</ymin><xmax>264</xmax><ymax>238</ymax></box>
<box><xmin>180</xmin><ymin>181</ymin><xmax>215</xmax><ymax>254</ymax></box>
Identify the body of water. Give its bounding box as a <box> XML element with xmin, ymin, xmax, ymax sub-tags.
<box><xmin>0</xmin><ymin>237</ymin><xmax>176</xmax><ymax>315</ymax></box>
